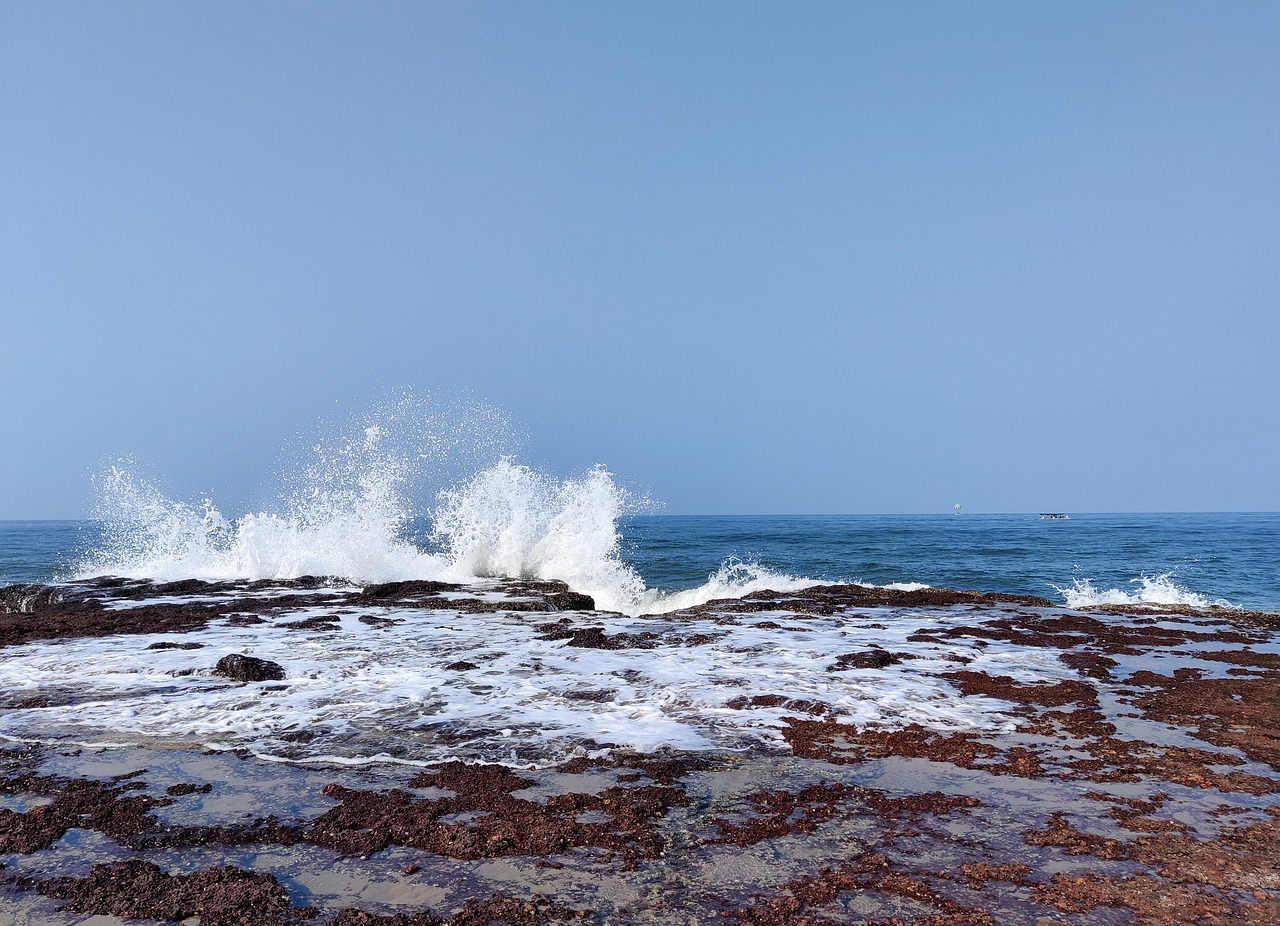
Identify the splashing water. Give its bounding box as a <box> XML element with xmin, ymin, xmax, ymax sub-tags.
<box><xmin>1054</xmin><ymin>573</ymin><xmax>1234</xmax><ymax>609</ymax></box>
<box><xmin>631</xmin><ymin>558</ymin><xmax>816</xmax><ymax>615</ymax></box>
<box><xmin>428</xmin><ymin>459</ymin><xmax>647</xmax><ymax>611</ymax></box>
<box><xmin>78</xmin><ymin>392</ymin><xmax>511</xmax><ymax>585</ymax></box>
<box><xmin>79</xmin><ymin>441</ymin><xmax>438</xmax><ymax>585</ymax></box>
<box><xmin>75</xmin><ymin>398</ymin><xmax>815</xmax><ymax>616</ymax></box>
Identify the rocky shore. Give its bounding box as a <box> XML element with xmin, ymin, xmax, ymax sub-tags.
<box><xmin>0</xmin><ymin>578</ymin><xmax>1277</xmax><ymax>925</ymax></box>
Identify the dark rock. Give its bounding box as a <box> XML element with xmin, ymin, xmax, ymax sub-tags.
<box><xmin>536</xmin><ymin>618</ymin><xmax>576</xmax><ymax>641</ymax></box>
<box><xmin>548</xmin><ymin>591</ymin><xmax>595</xmax><ymax>612</ymax></box>
<box><xmin>358</xmin><ymin>614</ymin><xmax>403</xmax><ymax>626</ymax></box>
<box><xmin>150</xmin><ymin>579</ymin><xmax>217</xmax><ymax>597</ymax></box>
<box><xmin>0</xmin><ymin>775</ymin><xmax>161</xmax><ymax>854</ymax></box>
<box><xmin>355</xmin><ymin>581</ymin><xmax>459</xmax><ymax>602</ymax></box>
<box><xmin>723</xmin><ymin>694</ymin><xmax>830</xmax><ymax>716</ymax></box>
<box><xmin>110</xmin><ymin>579</ymin><xmax>219</xmax><ymax>600</ymax></box>
<box><xmin>247</xmin><ymin>575</ymin><xmax>332</xmax><ymax>590</ymax></box>
<box><xmin>561</xmin><ymin>689</ymin><xmax>616</xmax><ymax>702</ymax></box>
<box><xmin>535</xmin><ymin>619</ymin><xmax>654</xmax><ymax>649</ymax></box>
<box><xmin>309</xmin><ymin>759</ymin><xmax>690</xmax><ymax>865</ymax></box>
<box><xmin>36</xmin><ymin>859</ymin><xmax>312</xmax><ymax>926</ymax></box>
<box><xmin>82</xmin><ymin>576</ymin><xmax>134</xmax><ymax>589</ymax></box>
<box><xmin>279</xmin><ymin>615</ymin><xmax>340</xmax><ymax>631</ymax></box>
<box><xmin>213</xmin><ymin>654</ymin><xmax>286</xmax><ymax>683</ymax></box>
<box><xmin>146</xmin><ymin>641</ymin><xmax>204</xmax><ymax>650</ymax></box>
<box><xmin>166</xmin><ymin>783</ymin><xmax>212</xmax><ymax>796</ymax></box>
<box><xmin>725</xmin><ymin>694</ymin><xmax>788</xmax><ymax>709</ymax></box>
<box><xmin>564</xmin><ymin>627</ymin><xmax>656</xmax><ymax>650</ymax></box>
<box><xmin>0</xmin><ymin>598</ymin><xmax>211</xmax><ymax>648</ymax></box>
<box><xmin>444</xmin><ymin>661</ymin><xmax>478</xmax><ymax>671</ymax></box>
<box><xmin>698</xmin><ymin>583</ymin><xmax>1058</xmax><ymax>616</ymax></box>
<box><xmin>828</xmin><ymin>649</ymin><xmax>904</xmax><ymax>671</ymax></box>
<box><xmin>1060</xmin><ymin>650</ymin><xmax>1120</xmax><ymax>679</ymax></box>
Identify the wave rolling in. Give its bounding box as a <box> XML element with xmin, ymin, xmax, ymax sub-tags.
<box><xmin>1055</xmin><ymin>573</ymin><xmax>1234</xmax><ymax>610</ymax></box>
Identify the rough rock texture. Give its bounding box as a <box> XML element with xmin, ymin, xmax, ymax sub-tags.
<box><xmin>38</xmin><ymin>859</ymin><xmax>313</xmax><ymax>926</ymax></box>
<box><xmin>0</xmin><ymin>578</ymin><xmax>1276</xmax><ymax>926</ymax></box>
<box><xmin>0</xmin><ymin>771</ymin><xmax>160</xmax><ymax>854</ymax></box>
<box><xmin>214</xmin><ymin>652</ymin><xmax>287</xmax><ymax>682</ymax></box>
<box><xmin>0</xmin><ymin>577</ymin><xmax>600</xmax><ymax>647</ymax></box>
<box><xmin>308</xmin><ymin>759</ymin><xmax>690</xmax><ymax>866</ymax></box>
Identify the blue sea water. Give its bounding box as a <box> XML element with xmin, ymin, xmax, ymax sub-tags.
<box><xmin>3</xmin><ymin>512</ymin><xmax>1278</xmax><ymax>612</ymax></box>
<box><xmin>620</xmin><ymin>513</ymin><xmax>1280</xmax><ymax>611</ymax></box>
<box><xmin>0</xmin><ymin>521</ymin><xmax>89</xmax><ymax>585</ymax></box>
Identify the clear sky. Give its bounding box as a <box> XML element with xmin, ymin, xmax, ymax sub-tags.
<box><xmin>2</xmin><ymin>2</ymin><xmax>1277</xmax><ymax>518</ymax></box>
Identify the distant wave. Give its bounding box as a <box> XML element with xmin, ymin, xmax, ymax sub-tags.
<box><xmin>874</xmin><ymin>581</ymin><xmax>932</xmax><ymax>592</ymax></box>
<box><xmin>1054</xmin><ymin>573</ymin><xmax>1234</xmax><ymax>609</ymax></box>
<box><xmin>74</xmin><ymin>393</ymin><xmax>815</xmax><ymax>616</ymax></box>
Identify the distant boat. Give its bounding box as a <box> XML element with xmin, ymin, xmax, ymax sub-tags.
<box><xmin>1039</xmin><ymin>513</ymin><xmax>1070</xmax><ymax>520</ymax></box>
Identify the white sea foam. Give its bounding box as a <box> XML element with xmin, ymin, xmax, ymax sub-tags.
<box><xmin>1055</xmin><ymin>573</ymin><xmax>1233</xmax><ymax>609</ymax></box>
<box><xmin>74</xmin><ymin>396</ymin><xmax>815</xmax><ymax>616</ymax></box>
<box><xmin>0</xmin><ymin>594</ymin><xmax>1076</xmax><ymax>765</ymax></box>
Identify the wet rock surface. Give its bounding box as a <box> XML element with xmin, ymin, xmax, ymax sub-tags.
<box><xmin>215</xmin><ymin>652</ymin><xmax>288</xmax><ymax>682</ymax></box>
<box><xmin>0</xmin><ymin>770</ymin><xmax>161</xmax><ymax>854</ymax></box>
<box><xmin>0</xmin><ymin>578</ymin><xmax>1276</xmax><ymax>924</ymax></box>
<box><xmin>35</xmin><ymin>859</ymin><xmax>313</xmax><ymax>926</ymax></box>
<box><xmin>0</xmin><ymin>576</ymin><xmax>602</xmax><ymax>648</ymax></box>
<box><xmin>828</xmin><ymin>648</ymin><xmax>905</xmax><ymax>671</ymax></box>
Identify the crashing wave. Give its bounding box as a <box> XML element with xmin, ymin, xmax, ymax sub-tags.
<box><xmin>1054</xmin><ymin>573</ymin><xmax>1234</xmax><ymax>609</ymax></box>
<box><xmin>74</xmin><ymin>395</ymin><xmax>815</xmax><ymax>617</ymax></box>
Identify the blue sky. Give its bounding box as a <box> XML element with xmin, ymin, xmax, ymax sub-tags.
<box><xmin>2</xmin><ymin>2</ymin><xmax>1277</xmax><ymax>518</ymax></box>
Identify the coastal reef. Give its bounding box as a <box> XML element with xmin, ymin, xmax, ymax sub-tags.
<box><xmin>0</xmin><ymin>578</ymin><xmax>1277</xmax><ymax>924</ymax></box>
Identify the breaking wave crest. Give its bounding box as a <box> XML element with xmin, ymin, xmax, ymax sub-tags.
<box><xmin>429</xmin><ymin>459</ymin><xmax>647</xmax><ymax>611</ymax></box>
<box><xmin>75</xmin><ymin>396</ymin><xmax>813</xmax><ymax>616</ymax></box>
<box><xmin>1055</xmin><ymin>573</ymin><xmax>1234</xmax><ymax>609</ymax></box>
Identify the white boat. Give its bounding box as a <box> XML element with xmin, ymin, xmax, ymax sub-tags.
<box><xmin>1039</xmin><ymin>513</ymin><xmax>1070</xmax><ymax>520</ymax></box>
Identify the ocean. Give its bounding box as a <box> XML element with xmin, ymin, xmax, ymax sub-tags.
<box><xmin>3</xmin><ymin>510</ymin><xmax>1278</xmax><ymax>612</ymax></box>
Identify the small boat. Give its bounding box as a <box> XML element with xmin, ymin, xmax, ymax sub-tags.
<box><xmin>1039</xmin><ymin>513</ymin><xmax>1070</xmax><ymax>520</ymax></box>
